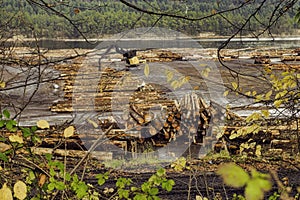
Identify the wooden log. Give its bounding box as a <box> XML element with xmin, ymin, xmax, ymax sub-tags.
<box><xmin>148</xmin><ymin>125</ymin><xmax>158</xmax><ymax>136</ymax></box>
<box><xmin>129</xmin><ymin>110</ymin><xmax>145</xmax><ymax>124</ymax></box>
<box><xmin>151</xmin><ymin>118</ymin><xmax>164</xmax><ymax>131</ymax></box>
<box><xmin>30</xmin><ymin>147</ymin><xmax>113</xmax><ymax>160</ymax></box>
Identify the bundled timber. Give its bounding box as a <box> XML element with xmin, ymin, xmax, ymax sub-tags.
<box><xmin>50</xmin><ymin>60</ymin><xmax>216</xmax><ymax>153</ymax></box>
<box><xmin>44</xmin><ymin>57</ymin><xmax>300</xmax><ymax>158</ymax></box>
<box><xmin>281</xmin><ymin>55</ymin><xmax>300</xmax><ymax>61</ymax></box>
<box><xmin>137</xmin><ymin>49</ymin><xmax>182</xmax><ymax>62</ymax></box>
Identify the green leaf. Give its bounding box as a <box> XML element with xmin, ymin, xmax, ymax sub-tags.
<box><xmin>156</xmin><ymin>168</ymin><xmax>166</xmax><ymax>177</ymax></box>
<box><xmin>97</xmin><ymin>176</ymin><xmax>106</xmax><ymax>186</ymax></box>
<box><xmin>65</xmin><ymin>173</ymin><xmax>71</xmax><ymax>182</ymax></box>
<box><xmin>47</xmin><ymin>183</ymin><xmax>55</xmax><ymax>191</ymax></box>
<box><xmin>116</xmin><ymin>177</ymin><xmax>132</xmax><ymax>189</ymax></box>
<box><xmin>72</xmin><ymin>174</ymin><xmax>79</xmax><ymax>183</ymax></box>
<box><xmin>3</xmin><ymin>110</ymin><xmax>10</xmax><ymax>119</ymax></box>
<box><xmin>131</xmin><ymin>186</ymin><xmax>138</xmax><ymax>192</ymax></box>
<box><xmin>21</xmin><ymin>128</ymin><xmax>32</xmax><ymax>138</ymax></box>
<box><xmin>250</xmin><ymin>169</ymin><xmax>271</xmax><ymax>180</ymax></box>
<box><xmin>134</xmin><ymin>193</ymin><xmax>147</xmax><ymax>200</ymax></box>
<box><xmin>149</xmin><ymin>187</ymin><xmax>159</xmax><ymax>196</ymax></box>
<box><xmin>55</xmin><ymin>181</ymin><xmax>65</xmax><ymax>190</ymax></box>
<box><xmin>31</xmin><ymin>126</ymin><xmax>37</xmax><ymax>132</ymax></box>
<box><xmin>217</xmin><ymin>163</ymin><xmax>250</xmax><ymax>188</ymax></box>
<box><xmin>0</xmin><ymin>137</ymin><xmax>6</xmax><ymax>142</ymax></box>
<box><xmin>45</xmin><ymin>153</ymin><xmax>52</xmax><ymax>162</ymax></box>
<box><xmin>118</xmin><ymin>189</ymin><xmax>129</xmax><ymax>199</ymax></box>
<box><xmin>5</xmin><ymin>122</ymin><xmax>13</xmax><ymax>131</ymax></box>
<box><xmin>26</xmin><ymin>170</ymin><xmax>36</xmax><ymax>184</ymax></box>
<box><xmin>74</xmin><ymin>182</ymin><xmax>88</xmax><ymax>199</ymax></box>
<box><xmin>141</xmin><ymin>182</ymin><xmax>151</xmax><ymax>193</ymax></box>
<box><xmin>49</xmin><ymin>168</ymin><xmax>56</xmax><ymax>177</ymax></box>
<box><xmin>245</xmin><ymin>180</ymin><xmax>264</xmax><ymax>200</ymax></box>
<box><xmin>0</xmin><ymin>120</ymin><xmax>5</xmax><ymax>128</ymax></box>
<box><xmin>162</xmin><ymin>179</ymin><xmax>175</xmax><ymax>192</ymax></box>
<box><xmin>0</xmin><ymin>152</ymin><xmax>9</xmax><ymax>162</ymax></box>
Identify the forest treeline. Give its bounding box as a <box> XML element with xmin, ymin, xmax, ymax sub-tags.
<box><xmin>1</xmin><ymin>0</ymin><xmax>299</xmax><ymax>38</ymax></box>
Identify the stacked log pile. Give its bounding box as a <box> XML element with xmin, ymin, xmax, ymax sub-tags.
<box><xmin>36</xmin><ymin>56</ymin><xmax>300</xmax><ymax>158</ymax></box>
<box><xmin>48</xmin><ymin>59</ymin><xmax>219</xmax><ymax>155</ymax></box>
<box><xmin>137</xmin><ymin>49</ymin><xmax>182</xmax><ymax>62</ymax></box>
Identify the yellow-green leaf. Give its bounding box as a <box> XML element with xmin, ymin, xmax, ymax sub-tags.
<box><xmin>261</xmin><ymin>110</ymin><xmax>269</xmax><ymax>118</ymax></box>
<box><xmin>87</xmin><ymin>119</ymin><xmax>98</xmax><ymax>128</ymax></box>
<box><xmin>201</xmin><ymin>67</ymin><xmax>211</xmax><ymax>77</ymax></box>
<box><xmin>37</xmin><ymin>120</ymin><xmax>49</xmax><ymax>129</ymax></box>
<box><xmin>217</xmin><ymin>163</ymin><xmax>250</xmax><ymax>188</ymax></box>
<box><xmin>245</xmin><ymin>180</ymin><xmax>264</xmax><ymax>200</ymax></box>
<box><xmin>180</xmin><ymin>76</ymin><xmax>190</xmax><ymax>85</ymax></box>
<box><xmin>165</xmin><ymin>70</ymin><xmax>174</xmax><ymax>82</ymax></box>
<box><xmin>0</xmin><ymin>183</ymin><xmax>13</xmax><ymax>200</ymax></box>
<box><xmin>171</xmin><ymin>80</ymin><xmax>179</xmax><ymax>89</ymax></box>
<box><xmin>14</xmin><ymin>181</ymin><xmax>27</xmax><ymax>200</ymax></box>
<box><xmin>246</xmin><ymin>112</ymin><xmax>262</xmax><ymax>123</ymax></box>
<box><xmin>265</xmin><ymin>90</ymin><xmax>272</xmax><ymax>100</ymax></box>
<box><xmin>245</xmin><ymin>176</ymin><xmax>271</xmax><ymax>200</ymax></box>
<box><xmin>231</xmin><ymin>82</ymin><xmax>238</xmax><ymax>90</ymax></box>
<box><xmin>245</xmin><ymin>91</ymin><xmax>251</xmax><ymax>96</ymax></box>
<box><xmin>274</xmin><ymin>100</ymin><xmax>283</xmax><ymax>108</ymax></box>
<box><xmin>255</xmin><ymin>145</ymin><xmax>262</xmax><ymax>157</ymax></box>
<box><xmin>8</xmin><ymin>135</ymin><xmax>24</xmax><ymax>144</ymax></box>
<box><xmin>223</xmin><ymin>90</ymin><xmax>229</xmax><ymax>97</ymax></box>
<box><xmin>144</xmin><ymin>63</ymin><xmax>150</xmax><ymax>77</ymax></box>
<box><xmin>0</xmin><ymin>81</ymin><xmax>6</xmax><ymax>88</ymax></box>
<box><xmin>64</xmin><ymin>126</ymin><xmax>75</xmax><ymax>138</ymax></box>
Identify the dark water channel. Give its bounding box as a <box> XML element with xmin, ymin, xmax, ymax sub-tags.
<box><xmin>6</xmin><ymin>37</ymin><xmax>300</xmax><ymax>50</ymax></box>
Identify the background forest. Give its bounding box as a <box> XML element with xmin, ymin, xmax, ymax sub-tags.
<box><xmin>1</xmin><ymin>0</ymin><xmax>300</xmax><ymax>38</ymax></box>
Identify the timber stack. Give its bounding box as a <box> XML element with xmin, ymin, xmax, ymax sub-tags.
<box><xmin>50</xmin><ymin>58</ymin><xmax>218</xmax><ymax>155</ymax></box>
<box><xmin>45</xmin><ymin>56</ymin><xmax>298</xmax><ymax>158</ymax></box>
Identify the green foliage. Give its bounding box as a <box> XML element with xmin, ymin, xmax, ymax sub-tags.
<box><xmin>71</xmin><ymin>174</ymin><xmax>88</xmax><ymax>199</ymax></box>
<box><xmin>0</xmin><ymin>109</ymin><xmax>17</xmax><ymax>132</ymax></box>
<box><xmin>227</xmin><ymin>66</ymin><xmax>300</xmax><ymax>157</ymax></box>
<box><xmin>46</xmin><ymin>155</ymin><xmax>90</xmax><ymax>199</ymax></box>
<box><xmin>217</xmin><ymin>163</ymin><xmax>250</xmax><ymax>188</ymax></box>
<box><xmin>112</xmin><ymin>167</ymin><xmax>174</xmax><ymax>200</ymax></box>
<box><xmin>217</xmin><ymin>163</ymin><xmax>272</xmax><ymax>200</ymax></box>
<box><xmin>170</xmin><ymin>157</ymin><xmax>189</xmax><ymax>172</ymax></box>
<box><xmin>0</xmin><ymin>0</ymin><xmax>299</xmax><ymax>38</ymax></box>
<box><xmin>95</xmin><ymin>171</ymin><xmax>109</xmax><ymax>186</ymax></box>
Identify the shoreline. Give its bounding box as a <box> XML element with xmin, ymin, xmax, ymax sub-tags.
<box><xmin>7</xmin><ymin>35</ymin><xmax>300</xmax><ymax>42</ymax></box>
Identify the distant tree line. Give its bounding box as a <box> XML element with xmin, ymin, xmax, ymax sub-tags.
<box><xmin>1</xmin><ymin>0</ymin><xmax>299</xmax><ymax>38</ymax></box>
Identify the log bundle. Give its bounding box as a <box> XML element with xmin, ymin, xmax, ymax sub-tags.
<box><xmin>49</xmin><ymin>60</ymin><xmax>219</xmax><ymax>155</ymax></box>
<box><xmin>37</xmin><ymin>57</ymin><xmax>299</xmax><ymax>158</ymax></box>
